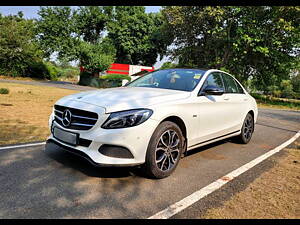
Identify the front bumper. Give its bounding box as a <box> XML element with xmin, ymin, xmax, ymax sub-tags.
<box><xmin>46</xmin><ymin>139</ymin><xmax>142</xmax><ymax>167</ymax></box>
<box><xmin>48</xmin><ymin>108</ymin><xmax>159</xmax><ymax>166</ymax></box>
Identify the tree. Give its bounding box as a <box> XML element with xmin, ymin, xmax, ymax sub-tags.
<box><xmin>0</xmin><ymin>12</ymin><xmax>43</xmax><ymax>77</ymax></box>
<box><xmin>290</xmin><ymin>59</ymin><xmax>300</xmax><ymax>94</ymax></box>
<box><xmin>74</xmin><ymin>6</ymin><xmax>113</xmax><ymax>44</ymax></box>
<box><xmin>291</xmin><ymin>73</ymin><xmax>300</xmax><ymax>94</ymax></box>
<box><xmin>36</xmin><ymin>7</ymin><xmax>79</xmax><ymax>62</ymax></box>
<box><xmin>36</xmin><ymin>6</ymin><xmax>171</xmax><ymax>72</ymax></box>
<box><xmin>161</xmin><ymin>6</ymin><xmax>300</xmax><ymax>91</ymax></box>
<box><xmin>36</xmin><ymin>6</ymin><xmax>116</xmax><ymax>73</ymax></box>
<box><xmin>77</xmin><ymin>38</ymin><xmax>116</xmax><ymax>74</ymax></box>
<box><xmin>159</xmin><ymin>61</ymin><xmax>178</xmax><ymax>69</ymax></box>
<box><xmin>107</xmin><ymin>6</ymin><xmax>171</xmax><ymax>66</ymax></box>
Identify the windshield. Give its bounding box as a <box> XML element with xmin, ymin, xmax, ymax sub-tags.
<box><xmin>127</xmin><ymin>69</ymin><xmax>206</xmax><ymax>92</ymax></box>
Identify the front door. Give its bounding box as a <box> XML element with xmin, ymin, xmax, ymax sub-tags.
<box><xmin>194</xmin><ymin>72</ymin><xmax>232</xmax><ymax>144</ymax></box>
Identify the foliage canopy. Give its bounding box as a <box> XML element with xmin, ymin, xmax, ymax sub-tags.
<box><xmin>161</xmin><ymin>6</ymin><xmax>300</xmax><ymax>91</ymax></box>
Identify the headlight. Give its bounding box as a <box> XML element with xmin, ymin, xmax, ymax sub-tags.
<box><xmin>101</xmin><ymin>109</ymin><xmax>153</xmax><ymax>129</ymax></box>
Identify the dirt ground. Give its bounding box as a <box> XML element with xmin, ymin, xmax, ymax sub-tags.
<box><xmin>0</xmin><ymin>82</ymin><xmax>78</xmax><ymax>145</ymax></box>
<box><xmin>201</xmin><ymin>141</ymin><xmax>300</xmax><ymax>219</ymax></box>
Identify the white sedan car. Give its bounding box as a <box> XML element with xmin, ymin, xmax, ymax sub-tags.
<box><xmin>47</xmin><ymin>69</ymin><xmax>257</xmax><ymax>178</ymax></box>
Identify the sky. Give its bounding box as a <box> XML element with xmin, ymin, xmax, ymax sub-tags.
<box><xmin>0</xmin><ymin>6</ymin><xmax>168</xmax><ymax>68</ymax></box>
<box><xmin>0</xmin><ymin>6</ymin><xmax>162</xmax><ymax>18</ymax></box>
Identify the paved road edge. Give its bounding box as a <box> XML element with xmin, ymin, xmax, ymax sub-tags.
<box><xmin>0</xmin><ymin>142</ymin><xmax>46</xmax><ymax>151</ymax></box>
<box><xmin>148</xmin><ymin>130</ymin><xmax>300</xmax><ymax>219</ymax></box>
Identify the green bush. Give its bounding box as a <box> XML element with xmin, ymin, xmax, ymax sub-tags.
<box><xmin>79</xmin><ymin>72</ymin><xmax>131</xmax><ymax>88</ymax></box>
<box><xmin>44</xmin><ymin>62</ymin><xmax>59</xmax><ymax>80</ymax></box>
<box><xmin>79</xmin><ymin>71</ymin><xmax>93</xmax><ymax>77</ymax></box>
<box><xmin>26</xmin><ymin>61</ymin><xmax>49</xmax><ymax>79</ymax></box>
<box><xmin>79</xmin><ymin>76</ymin><xmax>122</xmax><ymax>88</ymax></box>
<box><xmin>280</xmin><ymin>80</ymin><xmax>294</xmax><ymax>99</ymax></box>
<box><xmin>272</xmin><ymin>90</ymin><xmax>282</xmax><ymax>98</ymax></box>
<box><xmin>101</xmin><ymin>74</ymin><xmax>131</xmax><ymax>81</ymax></box>
<box><xmin>26</xmin><ymin>61</ymin><xmax>80</xmax><ymax>81</ymax></box>
<box><xmin>251</xmin><ymin>93</ymin><xmax>300</xmax><ymax>109</ymax></box>
<box><xmin>58</xmin><ymin>67</ymin><xmax>79</xmax><ymax>79</ymax></box>
<box><xmin>291</xmin><ymin>73</ymin><xmax>300</xmax><ymax>93</ymax></box>
<box><xmin>0</xmin><ymin>88</ymin><xmax>9</xmax><ymax>94</ymax></box>
<box><xmin>293</xmin><ymin>92</ymin><xmax>300</xmax><ymax>100</ymax></box>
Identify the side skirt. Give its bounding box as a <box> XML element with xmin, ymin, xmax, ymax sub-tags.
<box><xmin>187</xmin><ymin>130</ymin><xmax>241</xmax><ymax>151</ymax></box>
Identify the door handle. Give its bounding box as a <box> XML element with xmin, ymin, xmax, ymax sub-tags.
<box><xmin>223</xmin><ymin>97</ymin><xmax>230</xmax><ymax>100</ymax></box>
<box><xmin>243</xmin><ymin>98</ymin><xmax>248</xmax><ymax>101</ymax></box>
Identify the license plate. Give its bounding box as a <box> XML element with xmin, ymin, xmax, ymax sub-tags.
<box><xmin>53</xmin><ymin>126</ymin><xmax>78</xmax><ymax>146</ymax></box>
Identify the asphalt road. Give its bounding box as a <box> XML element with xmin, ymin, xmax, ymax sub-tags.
<box><xmin>0</xmin><ymin>108</ymin><xmax>299</xmax><ymax>218</ymax></box>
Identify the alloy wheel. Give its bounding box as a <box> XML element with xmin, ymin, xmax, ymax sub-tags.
<box><xmin>155</xmin><ymin>129</ymin><xmax>181</xmax><ymax>172</ymax></box>
<box><xmin>243</xmin><ymin>115</ymin><xmax>254</xmax><ymax>141</ymax></box>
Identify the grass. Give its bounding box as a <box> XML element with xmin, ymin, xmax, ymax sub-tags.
<box><xmin>0</xmin><ymin>75</ymin><xmax>47</xmax><ymax>82</ymax></box>
<box><xmin>252</xmin><ymin>93</ymin><xmax>300</xmax><ymax>111</ymax></box>
<box><xmin>57</xmin><ymin>75</ymin><xmax>79</xmax><ymax>83</ymax></box>
<box><xmin>201</xmin><ymin>141</ymin><xmax>300</xmax><ymax>219</ymax></box>
<box><xmin>0</xmin><ymin>82</ymin><xmax>79</xmax><ymax>145</ymax></box>
<box><xmin>0</xmin><ymin>88</ymin><xmax>9</xmax><ymax>94</ymax></box>
<box><xmin>0</xmin><ymin>74</ymin><xmax>79</xmax><ymax>83</ymax></box>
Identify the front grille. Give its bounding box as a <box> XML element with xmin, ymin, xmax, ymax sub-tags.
<box><xmin>54</xmin><ymin>105</ymin><xmax>98</xmax><ymax>130</ymax></box>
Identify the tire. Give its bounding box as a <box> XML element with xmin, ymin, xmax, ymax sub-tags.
<box><xmin>142</xmin><ymin>121</ymin><xmax>184</xmax><ymax>179</ymax></box>
<box><xmin>235</xmin><ymin>113</ymin><xmax>254</xmax><ymax>144</ymax></box>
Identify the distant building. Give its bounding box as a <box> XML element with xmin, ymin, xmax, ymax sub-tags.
<box><xmin>106</xmin><ymin>63</ymin><xmax>154</xmax><ymax>76</ymax></box>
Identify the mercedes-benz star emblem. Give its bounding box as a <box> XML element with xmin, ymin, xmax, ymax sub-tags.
<box><xmin>62</xmin><ymin>109</ymin><xmax>72</xmax><ymax>127</ymax></box>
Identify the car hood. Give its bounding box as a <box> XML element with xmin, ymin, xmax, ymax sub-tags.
<box><xmin>56</xmin><ymin>87</ymin><xmax>191</xmax><ymax>113</ymax></box>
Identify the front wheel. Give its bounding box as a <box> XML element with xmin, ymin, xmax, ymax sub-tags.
<box><xmin>142</xmin><ymin>121</ymin><xmax>184</xmax><ymax>179</ymax></box>
<box><xmin>235</xmin><ymin>113</ymin><xmax>254</xmax><ymax>144</ymax></box>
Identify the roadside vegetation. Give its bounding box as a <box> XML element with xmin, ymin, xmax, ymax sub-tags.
<box><xmin>0</xmin><ymin>6</ymin><xmax>299</xmax><ymax>118</ymax></box>
<box><xmin>251</xmin><ymin>93</ymin><xmax>300</xmax><ymax>111</ymax></box>
<box><xmin>201</xmin><ymin>142</ymin><xmax>300</xmax><ymax>219</ymax></box>
<box><xmin>0</xmin><ymin>88</ymin><xmax>9</xmax><ymax>94</ymax></box>
<box><xmin>1</xmin><ymin>7</ymin><xmax>299</xmax><ymax>94</ymax></box>
<box><xmin>0</xmin><ymin>82</ymin><xmax>78</xmax><ymax>145</ymax></box>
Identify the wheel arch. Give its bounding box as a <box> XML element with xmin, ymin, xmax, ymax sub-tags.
<box><xmin>247</xmin><ymin>110</ymin><xmax>255</xmax><ymax>130</ymax></box>
<box><xmin>160</xmin><ymin>115</ymin><xmax>188</xmax><ymax>154</ymax></box>
<box><xmin>248</xmin><ymin>110</ymin><xmax>254</xmax><ymax>118</ymax></box>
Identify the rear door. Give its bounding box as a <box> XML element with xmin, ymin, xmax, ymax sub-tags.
<box><xmin>220</xmin><ymin>72</ymin><xmax>248</xmax><ymax>132</ymax></box>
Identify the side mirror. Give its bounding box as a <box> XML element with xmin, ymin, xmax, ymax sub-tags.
<box><xmin>200</xmin><ymin>85</ymin><xmax>224</xmax><ymax>96</ymax></box>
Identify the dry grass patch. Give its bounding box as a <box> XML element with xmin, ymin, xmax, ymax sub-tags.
<box><xmin>258</xmin><ymin>103</ymin><xmax>300</xmax><ymax>111</ymax></box>
<box><xmin>0</xmin><ymin>75</ymin><xmax>47</xmax><ymax>82</ymax></box>
<box><xmin>0</xmin><ymin>82</ymin><xmax>79</xmax><ymax>145</ymax></box>
<box><xmin>0</xmin><ymin>75</ymin><xmax>79</xmax><ymax>84</ymax></box>
<box><xmin>201</xmin><ymin>141</ymin><xmax>300</xmax><ymax>219</ymax></box>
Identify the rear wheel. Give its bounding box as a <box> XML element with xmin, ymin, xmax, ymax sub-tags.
<box><xmin>142</xmin><ymin>121</ymin><xmax>184</xmax><ymax>179</ymax></box>
<box><xmin>235</xmin><ymin>113</ymin><xmax>254</xmax><ymax>144</ymax></box>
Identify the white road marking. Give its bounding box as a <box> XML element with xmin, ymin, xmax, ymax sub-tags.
<box><xmin>0</xmin><ymin>142</ymin><xmax>46</xmax><ymax>151</ymax></box>
<box><xmin>148</xmin><ymin>131</ymin><xmax>300</xmax><ymax>219</ymax></box>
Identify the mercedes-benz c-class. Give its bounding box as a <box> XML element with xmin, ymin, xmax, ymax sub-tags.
<box><xmin>47</xmin><ymin>69</ymin><xmax>257</xmax><ymax>178</ymax></box>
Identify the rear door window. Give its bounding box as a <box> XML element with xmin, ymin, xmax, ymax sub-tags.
<box><xmin>221</xmin><ymin>73</ymin><xmax>239</xmax><ymax>93</ymax></box>
<box><xmin>234</xmin><ymin>80</ymin><xmax>245</xmax><ymax>94</ymax></box>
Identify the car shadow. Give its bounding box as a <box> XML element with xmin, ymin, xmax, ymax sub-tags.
<box><xmin>45</xmin><ymin>137</ymin><xmax>236</xmax><ymax>179</ymax></box>
<box><xmin>44</xmin><ymin>141</ymin><xmax>136</xmax><ymax>179</ymax></box>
